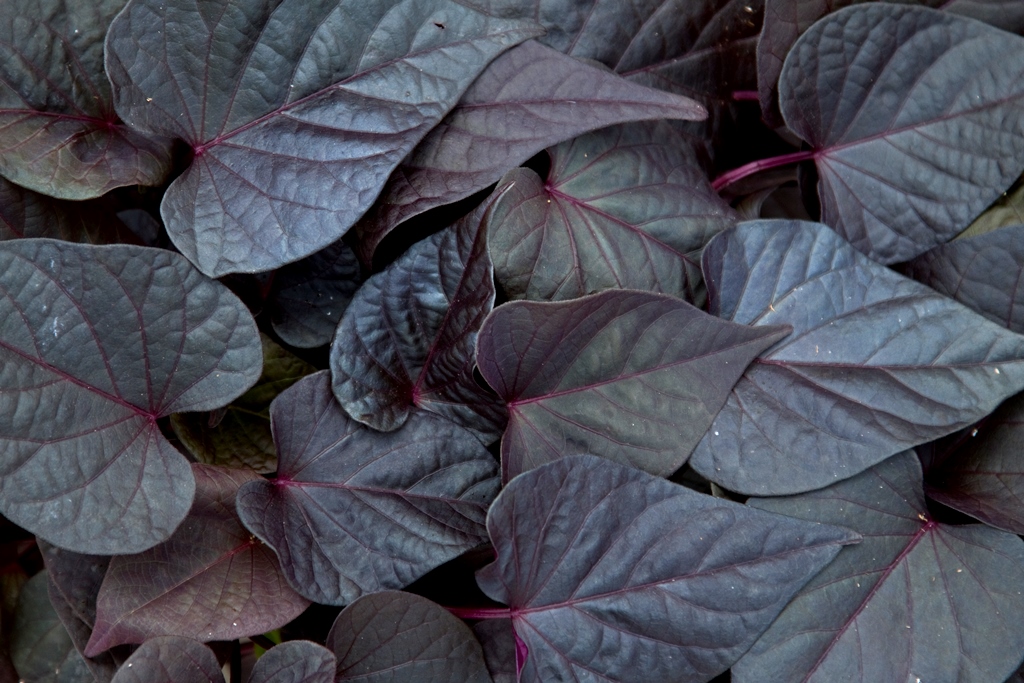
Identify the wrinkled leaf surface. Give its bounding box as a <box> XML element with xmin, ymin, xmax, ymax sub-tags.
<box><xmin>248</xmin><ymin>640</ymin><xmax>336</xmax><ymax>683</ymax></box>
<box><xmin>109</xmin><ymin>637</ymin><xmax>223</xmax><ymax>683</ymax></box>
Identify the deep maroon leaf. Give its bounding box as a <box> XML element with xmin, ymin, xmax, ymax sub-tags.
<box><xmin>86</xmin><ymin>465</ymin><xmax>309</xmax><ymax>656</ymax></box>
<box><xmin>476</xmin><ymin>455</ymin><xmax>857</xmax><ymax>683</ymax></box>
<box><xmin>475</xmin><ymin>289</ymin><xmax>789</xmax><ymax>482</ymax></box>
<box><xmin>735</xmin><ymin>451</ymin><xmax>1024</xmax><ymax>683</ymax></box>
<box><xmin>237</xmin><ymin>371</ymin><xmax>498</xmax><ymax>605</ymax></box>
<box><xmin>247</xmin><ymin>641</ymin><xmax>335</xmax><ymax>683</ymax></box>
<box><xmin>327</xmin><ymin>591</ymin><xmax>492</xmax><ymax>683</ymax></box>
<box><xmin>0</xmin><ymin>239</ymin><xmax>262</xmax><ymax>554</ymax></box>
<box><xmin>691</xmin><ymin>220</ymin><xmax>1024</xmax><ymax>495</ymax></box>
<box><xmin>105</xmin><ymin>0</ymin><xmax>541</xmax><ymax>277</ymax></box>
<box><xmin>472</xmin><ymin>620</ymin><xmax>516</xmax><ymax>683</ymax></box>
<box><xmin>0</xmin><ymin>176</ymin><xmax>140</xmax><ymax>244</ymax></box>
<box><xmin>0</xmin><ymin>0</ymin><xmax>172</xmax><ymax>199</ymax></box>
<box><xmin>487</xmin><ymin>121</ymin><xmax>735</xmax><ymax>305</ymax></box>
<box><xmin>779</xmin><ymin>4</ymin><xmax>1024</xmax><ymax>264</ymax></box>
<box><xmin>332</xmin><ymin>197</ymin><xmax>506</xmax><ymax>439</ymax></box>
<box><xmin>11</xmin><ymin>571</ymin><xmax>92</xmax><ymax>683</ymax></box>
<box><xmin>356</xmin><ymin>40</ymin><xmax>707</xmax><ymax>262</ymax></box>
<box><xmin>109</xmin><ymin>637</ymin><xmax>223</xmax><ymax>683</ymax></box>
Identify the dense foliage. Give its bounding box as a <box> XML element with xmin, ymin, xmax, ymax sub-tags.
<box><xmin>3</xmin><ymin>0</ymin><xmax>1024</xmax><ymax>681</ymax></box>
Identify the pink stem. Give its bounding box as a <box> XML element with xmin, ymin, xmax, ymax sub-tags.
<box><xmin>732</xmin><ymin>90</ymin><xmax>760</xmax><ymax>101</ymax></box>
<box><xmin>711</xmin><ymin>149</ymin><xmax>818</xmax><ymax>192</ymax></box>
<box><xmin>445</xmin><ymin>606</ymin><xmax>513</xmax><ymax>619</ymax></box>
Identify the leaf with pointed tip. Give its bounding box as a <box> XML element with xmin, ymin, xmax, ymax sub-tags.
<box><xmin>11</xmin><ymin>571</ymin><xmax>93</xmax><ymax>683</ymax></box>
<box><xmin>110</xmin><ymin>637</ymin><xmax>223</xmax><ymax>683</ymax></box>
<box><xmin>476</xmin><ymin>455</ymin><xmax>858</xmax><ymax>683</ymax></box>
<box><xmin>248</xmin><ymin>641</ymin><xmax>335</xmax><ymax>683</ymax></box>
<box><xmin>779</xmin><ymin>4</ymin><xmax>1024</xmax><ymax>264</ymax></box>
<box><xmin>355</xmin><ymin>40</ymin><xmax>707</xmax><ymax>262</ymax></box>
<box><xmin>735</xmin><ymin>451</ymin><xmax>1024</xmax><ymax>683</ymax></box>
<box><xmin>104</xmin><ymin>0</ymin><xmax>541</xmax><ymax>277</ymax></box>
<box><xmin>475</xmin><ymin>289</ymin><xmax>789</xmax><ymax>482</ymax></box>
<box><xmin>487</xmin><ymin>121</ymin><xmax>735</xmax><ymax>305</ymax></box>
<box><xmin>327</xmin><ymin>591</ymin><xmax>492</xmax><ymax>683</ymax></box>
<box><xmin>332</xmin><ymin>197</ymin><xmax>506</xmax><ymax>439</ymax></box>
<box><xmin>0</xmin><ymin>239</ymin><xmax>262</xmax><ymax>554</ymax></box>
<box><xmin>86</xmin><ymin>465</ymin><xmax>309</xmax><ymax>656</ymax></box>
<box><xmin>0</xmin><ymin>176</ymin><xmax>140</xmax><ymax>244</ymax></box>
<box><xmin>171</xmin><ymin>334</ymin><xmax>316</xmax><ymax>473</ymax></box>
<box><xmin>237</xmin><ymin>371</ymin><xmax>498</xmax><ymax>606</ymax></box>
<box><xmin>692</xmin><ymin>220</ymin><xmax>1024</xmax><ymax>495</ymax></box>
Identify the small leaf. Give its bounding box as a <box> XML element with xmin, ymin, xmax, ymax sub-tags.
<box><xmin>11</xmin><ymin>571</ymin><xmax>92</xmax><ymax>683</ymax></box>
<box><xmin>109</xmin><ymin>637</ymin><xmax>223</xmax><ymax>683</ymax></box>
<box><xmin>248</xmin><ymin>641</ymin><xmax>336</xmax><ymax>683</ymax></box>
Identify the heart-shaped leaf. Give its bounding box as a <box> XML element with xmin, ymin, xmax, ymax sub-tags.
<box><xmin>735</xmin><ymin>451</ymin><xmax>1024</xmax><ymax>683</ymax></box>
<box><xmin>237</xmin><ymin>371</ymin><xmax>498</xmax><ymax>605</ymax></box>
<box><xmin>86</xmin><ymin>465</ymin><xmax>309</xmax><ymax>656</ymax></box>
<box><xmin>248</xmin><ymin>641</ymin><xmax>336</xmax><ymax>683</ymax></box>
<box><xmin>0</xmin><ymin>0</ymin><xmax>172</xmax><ymax>199</ymax></box>
<box><xmin>109</xmin><ymin>637</ymin><xmax>223</xmax><ymax>683</ymax></box>
<box><xmin>331</xmin><ymin>195</ymin><xmax>506</xmax><ymax>440</ymax></box>
<box><xmin>0</xmin><ymin>239</ymin><xmax>262</xmax><ymax>554</ymax></box>
<box><xmin>475</xmin><ymin>454</ymin><xmax>858</xmax><ymax>683</ymax></box>
<box><xmin>487</xmin><ymin>121</ymin><xmax>735</xmax><ymax>305</ymax></box>
<box><xmin>475</xmin><ymin>289</ymin><xmax>789</xmax><ymax>481</ymax></box>
<box><xmin>11</xmin><ymin>571</ymin><xmax>92</xmax><ymax>683</ymax></box>
<box><xmin>0</xmin><ymin>177</ymin><xmax>139</xmax><ymax>244</ymax></box>
<box><xmin>691</xmin><ymin>220</ymin><xmax>1024</xmax><ymax>495</ymax></box>
<box><xmin>105</xmin><ymin>0</ymin><xmax>541</xmax><ymax>276</ymax></box>
<box><xmin>327</xmin><ymin>591</ymin><xmax>492</xmax><ymax>683</ymax></box>
<box><xmin>779</xmin><ymin>3</ymin><xmax>1024</xmax><ymax>263</ymax></box>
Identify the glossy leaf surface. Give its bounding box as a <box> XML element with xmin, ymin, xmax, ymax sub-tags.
<box><xmin>488</xmin><ymin>121</ymin><xmax>735</xmax><ymax>304</ymax></box>
<box><xmin>476</xmin><ymin>455</ymin><xmax>857</xmax><ymax>683</ymax></box>
<box><xmin>248</xmin><ymin>641</ymin><xmax>336</xmax><ymax>683</ymax></box>
<box><xmin>691</xmin><ymin>220</ymin><xmax>1024</xmax><ymax>495</ymax></box>
<box><xmin>327</xmin><ymin>591</ymin><xmax>492</xmax><ymax>683</ymax></box>
<box><xmin>105</xmin><ymin>0</ymin><xmax>540</xmax><ymax>276</ymax></box>
<box><xmin>109</xmin><ymin>637</ymin><xmax>223</xmax><ymax>683</ymax></box>
<box><xmin>779</xmin><ymin>4</ymin><xmax>1024</xmax><ymax>263</ymax></box>
<box><xmin>736</xmin><ymin>451</ymin><xmax>1024</xmax><ymax>683</ymax></box>
<box><xmin>11</xmin><ymin>571</ymin><xmax>92</xmax><ymax>683</ymax></box>
<box><xmin>237</xmin><ymin>371</ymin><xmax>498</xmax><ymax>605</ymax></box>
<box><xmin>476</xmin><ymin>289</ymin><xmax>789</xmax><ymax>481</ymax></box>
<box><xmin>86</xmin><ymin>465</ymin><xmax>309</xmax><ymax>655</ymax></box>
<box><xmin>0</xmin><ymin>239</ymin><xmax>261</xmax><ymax>553</ymax></box>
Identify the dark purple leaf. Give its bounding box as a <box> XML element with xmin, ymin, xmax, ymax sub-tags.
<box><xmin>0</xmin><ymin>0</ymin><xmax>172</xmax><ymax>200</ymax></box>
<box><xmin>471</xmin><ymin>620</ymin><xmax>517</xmax><ymax>683</ymax></box>
<box><xmin>86</xmin><ymin>465</ymin><xmax>309</xmax><ymax>656</ymax></box>
<box><xmin>104</xmin><ymin>0</ymin><xmax>541</xmax><ymax>277</ymax></box>
<box><xmin>236</xmin><ymin>371</ymin><xmax>498</xmax><ymax>606</ymax></box>
<box><xmin>0</xmin><ymin>176</ymin><xmax>140</xmax><ymax>244</ymax></box>
<box><xmin>736</xmin><ymin>451</ymin><xmax>1024</xmax><ymax>683</ymax></box>
<box><xmin>331</xmin><ymin>196</ymin><xmax>506</xmax><ymax>439</ymax></box>
<box><xmin>779</xmin><ymin>4</ymin><xmax>1024</xmax><ymax>264</ymax></box>
<box><xmin>247</xmin><ymin>640</ymin><xmax>335</xmax><ymax>683</ymax></box>
<box><xmin>476</xmin><ymin>455</ymin><xmax>857</xmax><ymax>683</ymax></box>
<box><xmin>475</xmin><ymin>289</ymin><xmax>789</xmax><ymax>482</ymax></box>
<box><xmin>11</xmin><ymin>571</ymin><xmax>93</xmax><ymax>683</ymax></box>
<box><xmin>0</xmin><ymin>239</ymin><xmax>262</xmax><ymax>554</ymax></box>
<box><xmin>691</xmin><ymin>220</ymin><xmax>1024</xmax><ymax>495</ymax></box>
<box><xmin>487</xmin><ymin>121</ymin><xmax>735</xmax><ymax>305</ymax></box>
<box><xmin>355</xmin><ymin>40</ymin><xmax>707</xmax><ymax>262</ymax></box>
<box><xmin>269</xmin><ymin>240</ymin><xmax>362</xmax><ymax>349</ymax></box>
<box><xmin>326</xmin><ymin>591</ymin><xmax>492</xmax><ymax>683</ymax></box>
<box><xmin>109</xmin><ymin>637</ymin><xmax>223</xmax><ymax>683</ymax></box>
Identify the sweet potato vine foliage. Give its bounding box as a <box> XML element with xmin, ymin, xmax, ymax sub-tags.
<box><xmin>7</xmin><ymin>1</ymin><xmax>1024</xmax><ymax>682</ymax></box>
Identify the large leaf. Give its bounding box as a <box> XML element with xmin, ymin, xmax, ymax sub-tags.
<box><xmin>109</xmin><ymin>637</ymin><xmax>223</xmax><ymax>683</ymax></box>
<box><xmin>105</xmin><ymin>0</ymin><xmax>541</xmax><ymax>277</ymax></box>
<box><xmin>475</xmin><ymin>289</ymin><xmax>789</xmax><ymax>482</ymax></box>
<box><xmin>691</xmin><ymin>220</ymin><xmax>1024</xmax><ymax>495</ymax></box>
<box><xmin>0</xmin><ymin>176</ymin><xmax>139</xmax><ymax>244</ymax></box>
<box><xmin>778</xmin><ymin>3</ymin><xmax>1024</xmax><ymax>264</ymax></box>
<box><xmin>11</xmin><ymin>571</ymin><xmax>93</xmax><ymax>683</ymax></box>
<box><xmin>248</xmin><ymin>641</ymin><xmax>336</xmax><ymax>683</ymax></box>
<box><xmin>86</xmin><ymin>465</ymin><xmax>309</xmax><ymax>656</ymax></box>
<box><xmin>355</xmin><ymin>40</ymin><xmax>707</xmax><ymax>262</ymax></box>
<box><xmin>475</xmin><ymin>455</ymin><xmax>857</xmax><ymax>683</ymax></box>
<box><xmin>735</xmin><ymin>451</ymin><xmax>1024</xmax><ymax>683</ymax></box>
<box><xmin>326</xmin><ymin>591</ymin><xmax>492</xmax><ymax>683</ymax></box>
<box><xmin>0</xmin><ymin>0</ymin><xmax>172</xmax><ymax>199</ymax></box>
<box><xmin>0</xmin><ymin>239</ymin><xmax>261</xmax><ymax>554</ymax></box>
<box><xmin>331</xmin><ymin>196</ymin><xmax>506</xmax><ymax>439</ymax></box>
<box><xmin>487</xmin><ymin>121</ymin><xmax>735</xmax><ymax>304</ymax></box>
<box><xmin>237</xmin><ymin>371</ymin><xmax>498</xmax><ymax>605</ymax></box>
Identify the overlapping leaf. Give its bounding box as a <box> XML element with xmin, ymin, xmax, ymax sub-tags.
<box><xmin>0</xmin><ymin>177</ymin><xmax>139</xmax><ymax>244</ymax></box>
<box><xmin>778</xmin><ymin>4</ymin><xmax>1024</xmax><ymax>264</ymax></box>
<box><xmin>86</xmin><ymin>465</ymin><xmax>309</xmax><ymax>656</ymax></box>
<box><xmin>735</xmin><ymin>451</ymin><xmax>1024</xmax><ymax>683</ymax></box>
<box><xmin>0</xmin><ymin>0</ymin><xmax>172</xmax><ymax>199</ymax></box>
<box><xmin>959</xmin><ymin>175</ymin><xmax>1024</xmax><ymax>238</ymax></box>
<box><xmin>248</xmin><ymin>641</ymin><xmax>336</xmax><ymax>683</ymax></box>
<box><xmin>109</xmin><ymin>637</ymin><xmax>223</xmax><ymax>683</ymax></box>
<box><xmin>104</xmin><ymin>0</ymin><xmax>541</xmax><ymax>276</ymax></box>
<box><xmin>0</xmin><ymin>239</ymin><xmax>262</xmax><ymax>553</ymax></box>
<box><xmin>691</xmin><ymin>220</ymin><xmax>1024</xmax><ymax>495</ymax></box>
<box><xmin>10</xmin><ymin>571</ymin><xmax>92</xmax><ymax>683</ymax></box>
<box><xmin>476</xmin><ymin>455</ymin><xmax>857</xmax><ymax>683</ymax></box>
<box><xmin>487</xmin><ymin>121</ymin><xmax>735</xmax><ymax>304</ymax></box>
<box><xmin>237</xmin><ymin>371</ymin><xmax>498</xmax><ymax>605</ymax></box>
<box><xmin>475</xmin><ymin>289</ymin><xmax>789</xmax><ymax>481</ymax></box>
